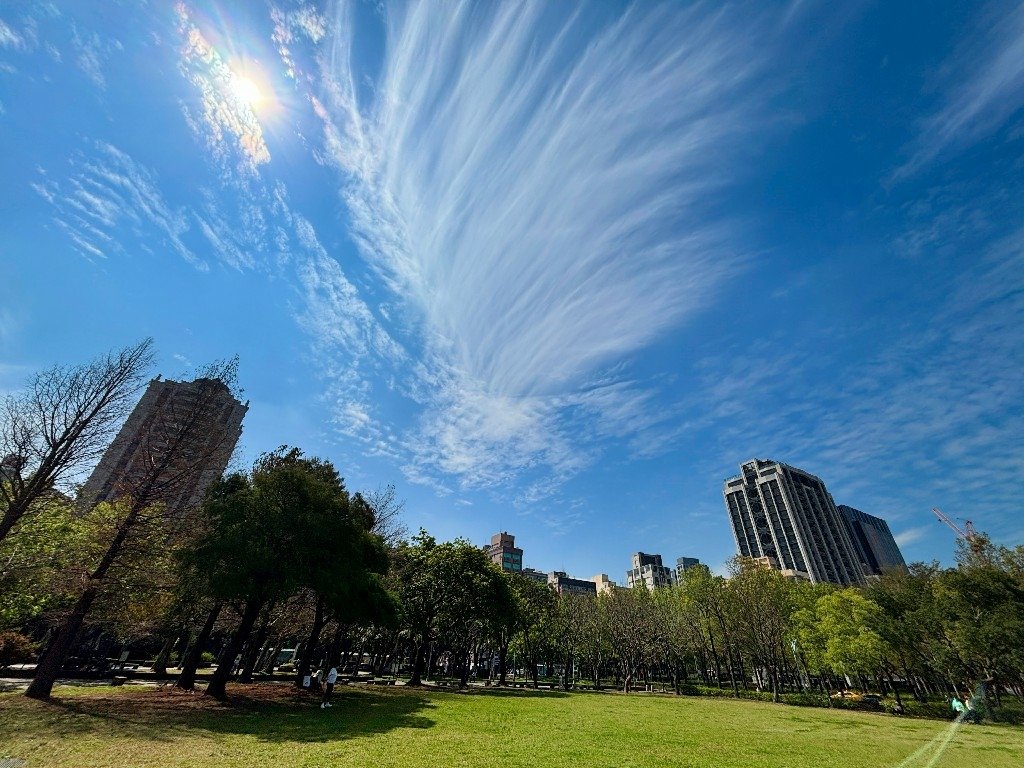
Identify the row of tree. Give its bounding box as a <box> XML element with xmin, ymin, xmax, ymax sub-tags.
<box><xmin>0</xmin><ymin>341</ymin><xmax>397</xmax><ymax>699</ymax></box>
<box><xmin>2</xmin><ymin>341</ymin><xmax>1023</xmax><ymax>708</ymax></box>
<box><xmin>337</xmin><ymin>535</ymin><xmax>1024</xmax><ymax>706</ymax></box>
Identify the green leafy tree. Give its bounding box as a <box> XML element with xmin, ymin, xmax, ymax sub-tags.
<box><xmin>865</xmin><ymin>564</ymin><xmax>946</xmax><ymax>701</ymax></box>
<box><xmin>799</xmin><ymin>589</ymin><xmax>888</xmax><ymax>683</ymax></box>
<box><xmin>183</xmin><ymin>448</ymin><xmax>390</xmax><ymax>699</ymax></box>
<box><xmin>729</xmin><ymin>559</ymin><xmax>795</xmax><ymax>702</ymax></box>
<box><xmin>605</xmin><ymin>585</ymin><xmax>659</xmax><ymax>693</ymax></box>
<box><xmin>576</xmin><ymin>591</ymin><xmax>611</xmax><ymax>689</ymax></box>
<box><xmin>679</xmin><ymin>565</ymin><xmax>742</xmax><ymax>693</ymax></box>
<box><xmin>0</xmin><ymin>495</ymin><xmax>94</xmax><ymax>629</ymax></box>
<box><xmin>934</xmin><ymin>565</ymin><xmax>1024</xmax><ymax>691</ymax></box>
<box><xmin>507</xmin><ymin>574</ymin><xmax>557</xmax><ymax>687</ymax></box>
<box><xmin>391</xmin><ymin>533</ymin><xmax>511</xmax><ymax>687</ymax></box>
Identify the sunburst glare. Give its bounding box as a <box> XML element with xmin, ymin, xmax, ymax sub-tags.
<box><xmin>232</xmin><ymin>75</ymin><xmax>262</xmax><ymax>106</ymax></box>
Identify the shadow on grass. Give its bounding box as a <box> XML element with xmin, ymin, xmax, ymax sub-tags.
<box><xmin>450</xmin><ymin>687</ymin><xmax>569</xmax><ymax>699</ymax></box>
<box><xmin>35</xmin><ymin>684</ymin><xmax>435</xmax><ymax>744</ymax></box>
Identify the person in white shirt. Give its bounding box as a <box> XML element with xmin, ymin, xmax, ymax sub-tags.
<box><xmin>321</xmin><ymin>666</ymin><xmax>338</xmax><ymax>708</ymax></box>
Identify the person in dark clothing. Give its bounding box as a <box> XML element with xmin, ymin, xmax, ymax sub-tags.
<box><xmin>321</xmin><ymin>666</ymin><xmax>338</xmax><ymax>709</ymax></box>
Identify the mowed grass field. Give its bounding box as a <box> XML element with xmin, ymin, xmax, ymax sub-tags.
<box><xmin>1</xmin><ymin>684</ymin><xmax>1021</xmax><ymax>768</ymax></box>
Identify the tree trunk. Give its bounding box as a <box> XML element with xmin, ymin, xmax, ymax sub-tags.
<box><xmin>294</xmin><ymin>596</ymin><xmax>326</xmax><ymax>687</ymax></box>
<box><xmin>0</xmin><ymin>500</ymin><xmax>30</xmax><ymax>544</ymax></box>
<box><xmin>425</xmin><ymin>642</ymin><xmax>436</xmax><ymax>682</ymax></box>
<box><xmin>886</xmin><ymin>668</ymin><xmax>903</xmax><ymax>707</ymax></box>
<box><xmin>408</xmin><ymin>642</ymin><xmax>427</xmax><ymax>686</ymax></box>
<box><xmin>239</xmin><ymin>608</ymin><xmax>271</xmax><ymax>684</ymax></box>
<box><xmin>205</xmin><ymin>598</ymin><xmax>263</xmax><ymax>699</ymax></box>
<box><xmin>25</xmin><ymin>585</ymin><xmax>100</xmax><ymax>699</ymax></box>
<box><xmin>177</xmin><ymin>603</ymin><xmax>221</xmax><ymax>690</ymax></box>
<box><xmin>459</xmin><ymin>647</ymin><xmax>471</xmax><ymax>688</ymax></box>
<box><xmin>708</xmin><ymin>631</ymin><xmax>723</xmax><ymax>690</ymax></box>
<box><xmin>696</xmin><ymin>647</ymin><xmax>710</xmax><ymax>686</ymax></box>
<box><xmin>498</xmin><ymin>644</ymin><xmax>509</xmax><ymax>686</ymax></box>
<box><xmin>238</xmin><ymin>634</ymin><xmax>266</xmax><ymax>684</ymax></box>
<box><xmin>26</xmin><ymin>498</ymin><xmax>150</xmax><ymax>699</ymax></box>
<box><xmin>258</xmin><ymin>640</ymin><xmax>281</xmax><ymax>674</ymax></box>
<box><xmin>151</xmin><ymin>633</ymin><xmax>176</xmax><ymax>677</ymax></box>
<box><xmin>326</xmin><ymin>628</ymin><xmax>343</xmax><ymax>670</ymax></box>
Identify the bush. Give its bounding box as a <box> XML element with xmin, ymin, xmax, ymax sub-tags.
<box><xmin>200</xmin><ymin>651</ymin><xmax>216</xmax><ymax>663</ymax></box>
<box><xmin>986</xmin><ymin>699</ymin><xmax>1024</xmax><ymax>725</ymax></box>
<box><xmin>0</xmin><ymin>631</ymin><xmax>36</xmax><ymax>669</ymax></box>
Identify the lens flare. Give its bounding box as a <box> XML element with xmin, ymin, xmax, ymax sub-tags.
<box><xmin>231</xmin><ymin>74</ymin><xmax>263</xmax><ymax>107</ymax></box>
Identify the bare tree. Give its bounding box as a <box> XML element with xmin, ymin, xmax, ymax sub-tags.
<box><xmin>26</xmin><ymin>360</ymin><xmax>243</xmax><ymax>699</ymax></box>
<box><xmin>0</xmin><ymin>339</ymin><xmax>154</xmax><ymax>543</ymax></box>
<box><xmin>362</xmin><ymin>483</ymin><xmax>408</xmax><ymax>548</ymax></box>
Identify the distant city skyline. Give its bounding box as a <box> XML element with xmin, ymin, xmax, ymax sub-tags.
<box><xmin>2</xmin><ymin>2</ymin><xmax>1022</xmax><ymax>579</ymax></box>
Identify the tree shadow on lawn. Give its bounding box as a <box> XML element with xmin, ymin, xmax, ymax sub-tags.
<box><xmin>38</xmin><ymin>683</ymin><xmax>436</xmax><ymax>744</ymax></box>
<box><xmin>449</xmin><ymin>687</ymin><xmax>569</xmax><ymax>700</ymax></box>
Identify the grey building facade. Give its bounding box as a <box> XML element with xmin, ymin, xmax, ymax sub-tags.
<box><xmin>626</xmin><ymin>552</ymin><xmax>675</xmax><ymax>589</ymax></box>
<box><xmin>838</xmin><ymin>505</ymin><xmax>907</xmax><ymax>576</ymax></box>
<box><xmin>723</xmin><ymin>459</ymin><xmax>865</xmax><ymax>586</ymax></box>
<box><xmin>80</xmin><ymin>376</ymin><xmax>247</xmax><ymax>519</ymax></box>
<box><xmin>675</xmin><ymin>557</ymin><xmax>702</xmax><ymax>580</ymax></box>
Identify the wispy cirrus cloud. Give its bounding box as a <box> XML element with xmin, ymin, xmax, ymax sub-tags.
<box><xmin>71</xmin><ymin>24</ymin><xmax>119</xmax><ymax>89</ymax></box>
<box><xmin>175</xmin><ymin>2</ymin><xmax>270</xmax><ymax>172</ymax></box>
<box><xmin>0</xmin><ymin>18</ymin><xmax>27</xmax><ymax>50</ymax></box>
<box><xmin>309</xmin><ymin>0</ymin><xmax>789</xmax><ymax>494</ymax></box>
<box><xmin>894</xmin><ymin>1</ymin><xmax>1024</xmax><ymax>179</ymax></box>
<box><xmin>32</xmin><ymin>142</ymin><xmax>204</xmax><ymax>268</ymax></box>
<box><xmin>893</xmin><ymin>526</ymin><xmax>931</xmax><ymax>549</ymax></box>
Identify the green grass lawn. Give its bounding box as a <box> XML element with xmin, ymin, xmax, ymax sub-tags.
<box><xmin>1</xmin><ymin>684</ymin><xmax>1021</xmax><ymax>768</ymax></box>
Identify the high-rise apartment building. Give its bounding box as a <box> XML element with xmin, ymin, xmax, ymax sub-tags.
<box><xmin>675</xmin><ymin>557</ymin><xmax>702</xmax><ymax>580</ymax></box>
<box><xmin>80</xmin><ymin>376</ymin><xmax>247</xmax><ymax>519</ymax></box>
<box><xmin>590</xmin><ymin>573</ymin><xmax>617</xmax><ymax>594</ymax></box>
<box><xmin>484</xmin><ymin>531</ymin><xmax>524</xmax><ymax>572</ymax></box>
<box><xmin>626</xmin><ymin>552</ymin><xmax>675</xmax><ymax>589</ymax></box>
<box><xmin>838</xmin><ymin>505</ymin><xmax>907</xmax><ymax>576</ymax></box>
<box><xmin>723</xmin><ymin>459</ymin><xmax>865</xmax><ymax>586</ymax></box>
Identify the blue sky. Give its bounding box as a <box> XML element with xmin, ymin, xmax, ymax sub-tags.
<box><xmin>1</xmin><ymin>1</ymin><xmax>1022</xmax><ymax>581</ymax></box>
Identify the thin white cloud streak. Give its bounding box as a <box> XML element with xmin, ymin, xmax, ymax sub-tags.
<box><xmin>71</xmin><ymin>25</ymin><xmax>108</xmax><ymax>89</ymax></box>
<box><xmin>894</xmin><ymin>1</ymin><xmax>1024</xmax><ymax>179</ymax></box>
<box><xmin>34</xmin><ymin>142</ymin><xmax>204</xmax><ymax>268</ymax></box>
<box><xmin>893</xmin><ymin>526</ymin><xmax>930</xmax><ymax>549</ymax></box>
<box><xmin>316</xmin><ymin>0</ymin><xmax>782</xmax><ymax>492</ymax></box>
<box><xmin>0</xmin><ymin>19</ymin><xmax>25</xmax><ymax>49</ymax></box>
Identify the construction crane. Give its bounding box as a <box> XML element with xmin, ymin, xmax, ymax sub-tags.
<box><xmin>932</xmin><ymin>507</ymin><xmax>983</xmax><ymax>554</ymax></box>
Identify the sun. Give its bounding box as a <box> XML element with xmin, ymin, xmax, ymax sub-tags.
<box><xmin>231</xmin><ymin>74</ymin><xmax>264</xmax><ymax>107</ymax></box>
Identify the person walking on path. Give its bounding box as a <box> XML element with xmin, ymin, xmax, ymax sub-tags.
<box><xmin>321</xmin><ymin>666</ymin><xmax>338</xmax><ymax>709</ymax></box>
